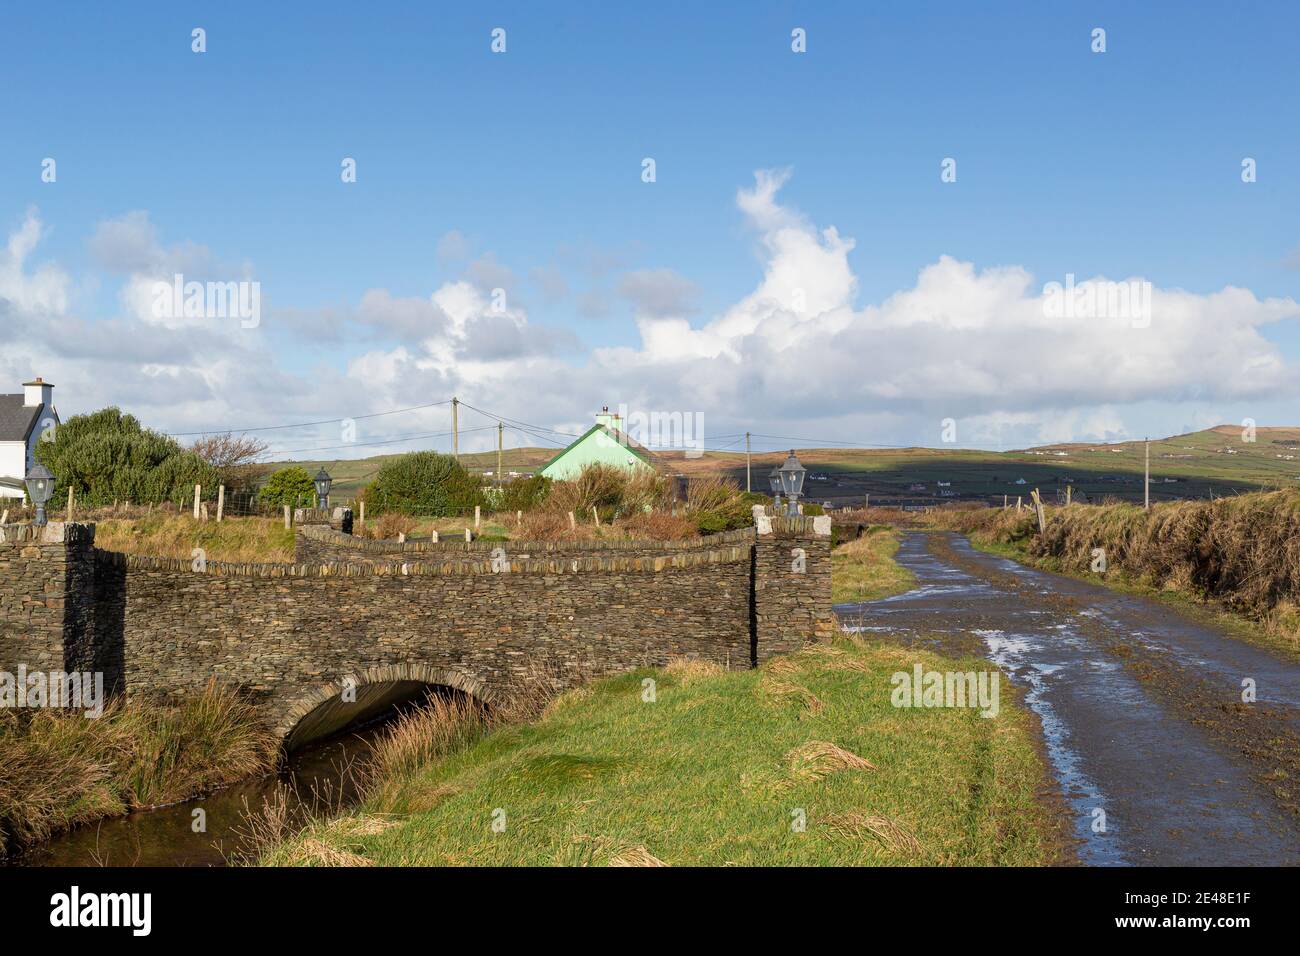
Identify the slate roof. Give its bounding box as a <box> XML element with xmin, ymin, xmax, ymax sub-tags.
<box><xmin>0</xmin><ymin>395</ymin><xmax>40</xmax><ymax>443</ymax></box>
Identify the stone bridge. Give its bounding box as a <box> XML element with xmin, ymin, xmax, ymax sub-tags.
<box><xmin>0</xmin><ymin>515</ymin><xmax>832</xmax><ymax>746</ymax></box>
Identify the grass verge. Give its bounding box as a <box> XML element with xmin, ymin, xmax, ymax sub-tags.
<box><xmin>831</xmin><ymin>527</ymin><xmax>917</xmax><ymax>604</ymax></box>
<box><xmin>93</xmin><ymin>514</ymin><xmax>296</xmax><ymax>563</ymax></box>
<box><xmin>0</xmin><ymin>683</ymin><xmax>278</xmax><ymax>858</ymax></box>
<box><xmin>258</xmin><ymin>637</ymin><xmax>1056</xmax><ymax>866</ymax></box>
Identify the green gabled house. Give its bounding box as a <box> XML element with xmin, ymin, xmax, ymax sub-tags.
<box><xmin>539</xmin><ymin>407</ymin><xmax>669</xmax><ymax>481</ymax></box>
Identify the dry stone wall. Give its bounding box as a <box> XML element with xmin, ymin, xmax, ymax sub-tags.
<box><xmin>0</xmin><ymin>516</ymin><xmax>831</xmax><ymax>737</ymax></box>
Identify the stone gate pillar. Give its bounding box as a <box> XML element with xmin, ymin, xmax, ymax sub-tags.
<box><xmin>0</xmin><ymin>521</ymin><xmax>98</xmax><ymax>675</ymax></box>
<box><xmin>752</xmin><ymin>515</ymin><xmax>834</xmax><ymax>662</ymax></box>
<box><xmin>293</xmin><ymin>506</ymin><xmax>353</xmax><ymax>535</ymax></box>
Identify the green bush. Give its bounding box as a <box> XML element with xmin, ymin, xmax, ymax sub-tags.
<box><xmin>364</xmin><ymin>451</ymin><xmax>485</xmax><ymax>517</ymax></box>
<box><xmin>34</xmin><ymin>407</ymin><xmax>219</xmax><ymax>507</ymax></box>
<box><xmin>259</xmin><ymin>466</ymin><xmax>318</xmax><ymax>508</ymax></box>
<box><xmin>496</xmin><ymin>474</ymin><xmax>551</xmax><ymax>513</ymax></box>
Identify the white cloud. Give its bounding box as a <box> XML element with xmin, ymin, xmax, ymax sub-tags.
<box><xmin>0</xmin><ymin>209</ymin><xmax>69</xmax><ymax>315</ymax></box>
<box><xmin>4</xmin><ymin>175</ymin><xmax>1298</xmax><ymax>455</ymax></box>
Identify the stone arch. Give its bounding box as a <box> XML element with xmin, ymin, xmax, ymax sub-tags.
<box><xmin>275</xmin><ymin>662</ymin><xmax>498</xmax><ymax>749</ymax></box>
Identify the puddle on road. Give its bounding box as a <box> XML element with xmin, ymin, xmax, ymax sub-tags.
<box><xmin>981</xmin><ymin>629</ymin><xmax>1126</xmax><ymax>866</ymax></box>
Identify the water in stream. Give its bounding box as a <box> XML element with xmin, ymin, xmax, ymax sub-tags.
<box><xmin>12</xmin><ymin>722</ymin><xmax>384</xmax><ymax>868</ymax></box>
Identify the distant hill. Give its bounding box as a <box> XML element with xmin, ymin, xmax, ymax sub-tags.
<box><xmin>273</xmin><ymin>426</ymin><xmax>1299</xmax><ymax>507</ymax></box>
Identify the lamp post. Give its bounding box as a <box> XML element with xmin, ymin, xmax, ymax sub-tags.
<box><xmin>313</xmin><ymin>468</ymin><xmax>333</xmax><ymax>510</ymax></box>
<box><xmin>767</xmin><ymin>466</ymin><xmax>782</xmax><ymax>511</ymax></box>
<box><xmin>777</xmin><ymin>450</ymin><xmax>807</xmax><ymax>517</ymax></box>
<box><xmin>25</xmin><ymin>464</ymin><xmax>55</xmax><ymax>527</ymax></box>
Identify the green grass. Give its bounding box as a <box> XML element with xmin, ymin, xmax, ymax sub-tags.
<box><xmin>260</xmin><ymin>638</ymin><xmax>1054</xmax><ymax>866</ymax></box>
<box><xmin>831</xmin><ymin>527</ymin><xmax>917</xmax><ymax>604</ymax></box>
<box><xmin>94</xmin><ymin>514</ymin><xmax>296</xmax><ymax>562</ymax></box>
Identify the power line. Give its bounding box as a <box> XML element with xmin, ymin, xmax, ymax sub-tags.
<box><xmin>264</xmin><ymin>424</ymin><xmax>497</xmax><ymax>457</ymax></box>
<box><xmin>167</xmin><ymin>398</ymin><xmax>454</xmax><ymax>437</ymax></box>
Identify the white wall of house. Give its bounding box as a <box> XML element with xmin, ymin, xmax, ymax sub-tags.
<box><xmin>0</xmin><ymin>441</ymin><xmax>27</xmax><ymax>498</ymax></box>
<box><xmin>0</xmin><ymin>380</ymin><xmax>58</xmax><ymax>500</ymax></box>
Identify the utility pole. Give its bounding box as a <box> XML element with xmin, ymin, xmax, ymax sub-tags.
<box><xmin>745</xmin><ymin>432</ymin><xmax>751</xmax><ymax>492</ymax></box>
<box><xmin>1144</xmin><ymin>437</ymin><xmax>1150</xmax><ymax>511</ymax></box>
<box><xmin>497</xmin><ymin>422</ymin><xmax>504</xmax><ymax>487</ymax></box>
<box><xmin>452</xmin><ymin>396</ymin><xmax>459</xmax><ymax>460</ymax></box>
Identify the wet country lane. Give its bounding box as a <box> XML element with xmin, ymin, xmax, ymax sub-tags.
<box><xmin>835</xmin><ymin>532</ymin><xmax>1300</xmax><ymax>866</ymax></box>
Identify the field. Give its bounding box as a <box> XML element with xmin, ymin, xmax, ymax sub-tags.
<box><xmin>259</xmin><ymin>637</ymin><xmax>1056</xmax><ymax>867</ymax></box>
<box><xmin>278</xmin><ymin>426</ymin><xmax>1300</xmax><ymax>508</ymax></box>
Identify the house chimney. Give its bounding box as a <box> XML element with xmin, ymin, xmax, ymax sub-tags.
<box><xmin>595</xmin><ymin>404</ymin><xmax>622</xmax><ymax>430</ymax></box>
<box><xmin>23</xmin><ymin>377</ymin><xmax>53</xmax><ymax>408</ymax></box>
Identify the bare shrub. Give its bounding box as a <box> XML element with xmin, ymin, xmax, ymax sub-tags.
<box><xmin>619</xmin><ymin>511</ymin><xmax>698</xmax><ymax>540</ymax></box>
<box><xmin>359</xmin><ymin>511</ymin><xmax>418</xmax><ymax>541</ymax></box>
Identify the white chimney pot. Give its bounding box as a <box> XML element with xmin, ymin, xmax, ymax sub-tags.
<box><xmin>23</xmin><ymin>378</ymin><xmax>53</xmax><ymax>408</ymax></box>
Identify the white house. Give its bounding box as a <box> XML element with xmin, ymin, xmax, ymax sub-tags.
<box><xmin>0</xmin><ymin>377</ymin><xmax>60</xmax><ymax>500</ymax></box>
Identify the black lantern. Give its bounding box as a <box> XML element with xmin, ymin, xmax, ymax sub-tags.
<box><xmin>25</xmin><ymin>463</ymin><xmax>54</xmax><ymax>526</ymax></box>
<box><xmin>313</xmin><ymin>468</ymin><xmax>333</xmax><ymax>509</ymax></box>
<box><xmin>778</xmin><ymin>450</ymin><xmax>806</xmax><ymax>516</ymax></box>
<box><xmin>767</xmin><ymin>465</ymin><xmax>782</xmax><ymax>508</ymax></box>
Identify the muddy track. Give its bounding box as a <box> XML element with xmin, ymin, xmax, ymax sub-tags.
<box><xmin>835</xmin><ymin>532</ymin><xmax>1300</xmax><ymax>866</ymax></box>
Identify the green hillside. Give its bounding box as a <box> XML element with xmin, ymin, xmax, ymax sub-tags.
<box><xmin>275</xmin><ymin>426</ymin><xmax>1300</xmax><ymax>507</ymax></box>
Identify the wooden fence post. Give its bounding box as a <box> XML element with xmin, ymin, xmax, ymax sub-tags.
<box><xmin>359</xmin><ymin>500</ymin><xmax>365</xmax><ymax>527</ymax></box>
<box><xmin>1030</xmin><ymin>488</ymin><xmax>1046</xmax><ymax>534</ymax></box>
<box><xmin>193</xmin><ymin>484</ymin><xmax>201</xmax><ymax>520</ymax></box>
<box><xmin>217</xmin><ymin>484</ymin><xmax>225</xmax><ymax>522</ymax></box>
<box><xmin>592</xmin><ymin>506</ymin><xmax>600</xmax><ymax>527</ymax></box>
<box><xmin>474</xmin><ymin>505</ymin><xmax>481</xmax><ymax>529</ymax></box>
<box><xmin>283</xmin><ymin>505</ymin><xmax>291</xmax><ymax>529</ymax></box>
<box><xmin>568</xmin><ymin>511</ymin><xmax>576</xmax><ymax>529</ymax></box>
<box><xmin>67</xmin><ymin>486</ymin><xmax>74</xmax><ymax>521</ymax></box>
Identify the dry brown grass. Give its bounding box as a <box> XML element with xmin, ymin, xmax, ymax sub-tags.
<box><xmin>356</xmin><ymin>511</ymin><xmax>419</xmax><ymax>541</ymax></box>
<box><xmin>515</xmin><ymin>510</ymin><xmax>603</xmax><ymax>541</ymax></box>
<box><xmin>823</xmin><ymin>811</ymin><xmax>922</xmax><ymax>854</ymax></box>
<box><xmin>0</xmin><ymin>683</ymin><xmax>277</xmax><ymax>857</ymax></box>
<box><xmin>618</xmin><ymin>510</ymin><xmax>699</xmax><ymax>540</ymax></box>
<box><xmin>92</xmin><ymin>514</ymin><xmax>296</xmax><ymax>562</ymax></box>
<box><xmin>608</xmin><ymin>844</ymin><xmax>667</xmax><ymax>867</ymax></box>
<box><xmin>685</xmin><ymin>474</ymin><xmax>742</xmax><ymax>511</ymax></box>
<box><xmin>542</xmin><ymin>463</ymin><xmax>671</xmax><ymax>521</ymax></box>
<box><xmin>664</xmin><ymin>657</ymin><xmax>725</xmax><ymax>686</ymax></box>
<box><xmin>785</xmin><ymin>741</ymin><xmax>878</xmax><ymax>781</ymax></box>
<box><xmin>796</xmin><ymin>642</ymin><xmax>874</xmax><ymax>672</ymax></box>
<box><xmin>365</xmin><ymin>694</ymin><xmax>487</xmax><ymax>781</ymax></box>
<box><xmin>758</xmin><ymin>676</ymin><xmax>825</xmax><ymax>715</ymax></box>
<box><xmin>289</xmin><ymin>838</ymin><xmax>374</xmax><ymax>867</ymax></box>
<box><xmin>1029</xmin><ymin>490</ymin><xmax>1300</xmax><ymax>632</ymax></box>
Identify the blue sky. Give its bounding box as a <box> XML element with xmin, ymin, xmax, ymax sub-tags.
<box><xmin>2</xmin><ymin>1</ymin><xmax>1297</xmax><ymax>457</ymax></box>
